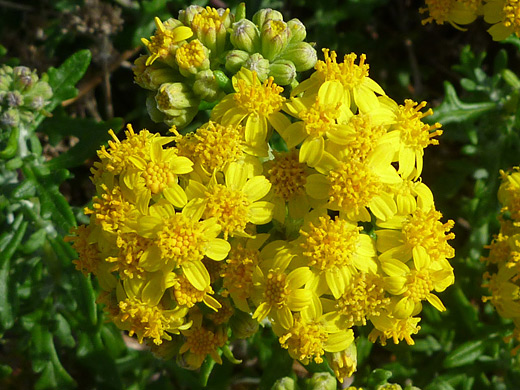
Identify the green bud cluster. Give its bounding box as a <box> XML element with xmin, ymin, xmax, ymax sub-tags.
<box><xmin>134</xmin><ymin>3</ymin><xmax>318</xmax><ymax>129</ymax></box>
<box><xmin>228</xmin><ymin>8</ymin><xmax>317</xmax><ymax>86</ymax></box>
<box><xmin>0</xmin><ymin>65</ymin><xmax>52</xmax><ymax>132</ymax></box>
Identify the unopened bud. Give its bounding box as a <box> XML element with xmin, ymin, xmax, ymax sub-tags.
<box><xmin>306</xmin><ymin>372</ymin><xmax>337</xmax><ymax>390</ymax></box>
<box><xmin>328</xmin><ymin>342</ymin><xmax>357</xmax><ymax>383</ymax></box>
<box><xmin>1</xmin><ymin>108</ymin><xmax>20</xmax><ymax>128</ymax></box>
<box><xmin>230</xmin><ymin>19</ymin><xmax>260</xmax><ymax>53</ymax></box>
<box><xmin>229</xmin><ymin>311</ymin><xmax>259</xmax><ymax>339</ymax></box>
<box><xmin>225</xmin><ymin>50</ymin><xmax>250</xmax><ymax>73</ymax></box>
<box><xmin>133</xmin><ymin>55</ymin><xmax>179</xmax><ymax>91</ymax></box>
<box><xmin>245</xmin><ymin>53</ymin><xmax>270</xmax><ymax>82</ymax></box>
<box><xmin>261</xmin><ymin>19</ymin><xmax>291</xmax><ymax>61</ymax></box>
<box><xmin>193</xmin><ymin>70</ymin><xmax>222</xmax><ymax>101</ymax></box>
<box><xmin>178</xmin><ymin>5</ymin><xmax>204</xmax><ymax>25</ymax></box>
<box><xmin>278</xmin><ymin>42</ymin><xmax>317</xmax><ymax>71</ymax></box>
<box><xmin>269</xmin><ymin>60</ymin><xmax>296</xmax><ymax>86</ymax></box>
<box><xmin>152</xmin><ymin>83</ymin><xmax>199</xmax><ymax>128</ymax></box>
<box><xmin>271</xmin><ymin>377</ymin><xmax>294</xmax><ymax>390</ymax></box>
<box><xmin>13</xmin><ymin>66</ymin><xmax>36</xmax><ymax>89</ymax></box>
<box><xmin>175</xmin><ymin>39</ymin><xmax>210</xmax><ymax>77</ymax></box>
<box><xmin>377</xmin><ymin>384</ymin><xmax>403</xmax><ymax>390</ymax></box>
<box><xmin>190</xmin><ymin>7</ymin><xmax>231</xmax><ymax>57</ymax></box>
<box><xmin>6</xmin><ymin>91</ymin><xmax>23</xmax><ymax>107</ymax></box>
<box><xmin>253</xmin><ymin>8</ymin><xmax>283</xmax><ymax>29</ymax></box>
<box><xmin>287</xmin><ymin>19</ymin><xmax>306</xmax><ymax>43</ymax></box>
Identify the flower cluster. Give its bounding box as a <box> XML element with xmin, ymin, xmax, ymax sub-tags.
<box><xmin>420</xmin><ymin>0</ymin><xmax>520</xmax><ymax>41</ymax></box>
<box><xmin>134</xmin><ymin>5</ymin><xmax>317</xmax><ymax>129</ymax></box>
<box><xmin>68</xmin><ymin>5</ymin><xmax>455</xmax><ymax>384</ymax></box>
<box><xmin>0</xmin><ymin>65</ymin><xmax>52</xmax><ymax>131</ymax></box>
<box><xmin>483</xmin><ymin>168</ymin><xmax>520</xmax><ymax>354</ymax></box>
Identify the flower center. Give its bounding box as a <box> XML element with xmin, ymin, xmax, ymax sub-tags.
<box><xmin>67</xmin><ymin>225</ymin><xmax>100</xmax><ymax>276</ymax></box>
<box><xmin>204</xmin><ymin>184</ymin><xmax>250</xmax><ymax>238</ymax></box>
<box><xmin>142</xmin><ymin>161</ymin><xmax>175</xmax><ymax>194</ymax></box>
<box><xmin>344</xmin><ymin>113</ymin><xmax>387</xmax><ymax>161</ymax></box>
<box><xmin>175</xmin><ymin>121</ymin><xmax>244</xmax><ymax>173</ymax></box>
<box><xmin>405</xmin><ymin>270</ymin><xmax>434</xmax><ymax>302</ymax></box>
<box><xmin>402</xmin><ymin>208</ymin><xmax>455</xmax><ymax>261</ymax></box>
<box><xmin>106</xmin><ymin>232</ymin><xmax>151</xmax><ymax>279</ymax></box>
<box><xmin>265</xmin><ymin>269</ymin><xmax>289</xmax><ymax>308</ymax></box>
<box><xmin>336</xmin><ymin>273</ymin><xmax>389</xmax><ymax>326</ymax></box>
<box><xmin>233</xmin><ymin>73</ymin><xmax>285</xmax><ymax>116</ymax></box>
<box><xmin>327</xmin><ymin>160</ymin><xmax>382</xmax><ymax>212</ymax></box>
<box><xmin>192</xmin><ymin>7</ymin><xmax>229</xmax><ymax>34</ymax></box>
<box><xmin>300</xmin><ymin>216</ymin><xmax>360</xmax><ymax>270</ymax></box>
<box><xmin>299</xmin><ymin>97</ymin><xmax>341</xmax><ymax>138</ymax></box>
<box><xmin>173</xmin><ymin>274</ymin><xmax>213</xmax><ymax>307</ymax></box>
<box><xmin>157</xmin><ymin>214</ymin><xmax>206</xmax><ymax>265</ymax></box>
<box><xmin>266</xmin><ymin>150</ymin><xmax>307</xmax><ymax>201</ymax></box>
<box><xmin>86</xmin><ymin>184</ymin><xmax>135</xmax><ymax>232</ymax></box>
<box><xmin>504</xmin><ymin>0</ymin><xmax>520</xmax><ymax>30</ymax></box>
<box><xmin>316</xmin><ymin>49</ymin><xmax>369</xmax><ymax>89</ymax></box>
<box><xmin>394</xmin><ymin>100</ymin><xmax>442</xmax><ymax>151</ymax></box>
<box><xmin>183</xmin><ymin>326</ymin><xmax>226</xmax><ymax>356</ymax></box>
<box><xmin>279</xmin><ymin>315</ymin><xmax>328</xmax><ymax>364</ymax></box>
<box><xmin>176</xmin><ymin>40</ymin><xmax>206</xmax><ymax>69</ymax></box>
<box><xmin>221</xmin><ymin>245</ymin><xmax>259</xmax><ymax>298</ymax></box>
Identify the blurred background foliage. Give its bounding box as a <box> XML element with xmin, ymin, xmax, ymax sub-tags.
<box><xmin>1</xmin><ymin>0</ymin><xmax>520</xmax><ymax>389</ymax></box>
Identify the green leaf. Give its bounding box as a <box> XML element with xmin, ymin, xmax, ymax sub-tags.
<box><xmin>443</xmin><ymin>340</ymin><xmax>485</xmax><ymax>368</ymax></box>
<box><xmin>41</xmin><ymin>116</ymin><xmax>124</xmax><ymax>170</ymax></box>
<box><xmin>366</xmin><ymin>368</ymin><xmax>393</xmax><ymax>388</ymax></box>
<box><xmin>430</xmin><ymin>82</ymin><xmax>497</xmax><ymax>125</ymax></box>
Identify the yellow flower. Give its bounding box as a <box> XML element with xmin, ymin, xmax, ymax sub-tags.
<box><xmin>369</xmin><ymin>308</ymin><xmax>422</xmax><ymax>346</ymax></box>
<box><xmin>184</xmin><ymin>162</ymin><xmax>274</xmax><ymax>239</ymax></box>
<box><xmin>220</xmin><ymin>234</ymin><xmax>270</xmax><ymax>312</ymax></box>
<box><xmin>281</xmin><ymin>81</ymin><xmax>353</xmax><ymax>166</ymax></box>
<box><xmin>327</xmin><ymin>343</ymin><xmax>358</xmax><ymax>383</ymax></box>
<box><xmin>174</xmin><ymin>121</ymin><xmax>255</xmax><ymax>178</ymax></box>
<box><xmin>264</xmin><ymin>149</ymin><xmax>313</xmax><ymax>222</ymax></box>
<box><xmin>141</xmin><ymin>17</ymin><xmax>193</xmax><ymax>66</ymax></box>
<box><xmin>189</xmin><ymin>7</ymin><xmax>231</xmax><ymax>56</ymax></box>
<box><xmin>111</xmin><ymin>296</ymin><xmax>190</xmax><ymax>345</ymax></box>
<box><xmin>305</xmin><ymin>145</ymin><xmax>401</xmax><ymax>221</ymax></box>
<box><xmin>66</xmin><ymin>224</ymin><xmax>100</xmax><ymax>276</ymax></box>
<box><xmin>294</xmin><ymin>209</ymin><xmax>378</xmax><ymax>299</ymax></box>
<box><xmin>273</xmin><ymin>312</ymin><xmax>354</xmax><ymax>365</ymax></box>
<box><xmin>179</xmin><ymin>309</ymin><xmax>228</xmax><ymax>369</ymax></box>
<box><xmin>420</xmin><ymin>0</ymin><xmax>482</xmax><ymax>29</ymax></box>
<box><xmin>484</xmin><ymin>0</ymin><xmax>520</xmax><ymax>40</ymax></box>
<box><xmin>170</xmin><ymin>273</ymin><xmax>221</xmax><ymax>312</ymax></box>
<box><xmin>483</xmin><ymin>265</ymin><xmax>520</xmax><ymax>318</ymax></box>
<box><xmin>175</xmin><ymin>39</ymin><xmax>210</xmax><ymax>75</ymax></box>
<box><xmin>498</xmin><ymin>168</ymin><xmax>520</xmax><ymax>221</ymax></box>
<box><xmin>321</xmin><ymin>272</ymin><xmax>390</xmax><ymax>327</ymax></box>
<box><xmin>292</xmin><ymin>49</ymin><xmax>386</xmax><ymax>113</ymax></box>
<box><xmin>252</xmin><ymin>246</ymin><xmax>313</xmax><ymax>329</ymax></box>
<box><xmin>92</xmin><ymin>124</ymin><xmax>158</xmax><ymax>182</ymax></box>
<box><xmin>137</xmin><ymin>202</ymin><xmax>230</xmax><ymax>291</ymax></box>
<box><xmin>376</xmin><ymin>207</ymin><xmax>455</xmax><ymax>266</ymax></box>
<box><xmin>211</xmin><ymin>68</ymin><xmax>287</xmax><ymax>155</ymax></box>
<box><xmin>105</xmin><ymin>232</ymin><xmax>152</xmax><ymax>280</ymax></box>
<box><xmin>122</xmin><ymin>136</ymin><xmax>193</xmax><ymax>213</ymax></box>
<box><xmin>382</xmin><ymin>99</ymin><xmax>442</xmax><ymax>179</ymax></box>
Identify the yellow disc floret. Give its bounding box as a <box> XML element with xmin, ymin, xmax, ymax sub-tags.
<box><xmin>234</xmin><ymin>74</ymin><xmax>285</xmax><ymax>116</ymax></box>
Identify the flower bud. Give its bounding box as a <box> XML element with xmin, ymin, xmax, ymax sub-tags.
<box><xmin>162</xmin><ymin>17</ymin><xmax>184</xmax><ymax>30</ymax></box>
<box><xmin>244</xmin><ymin>53</ymin><xmax>270</xmax><ymax>82</ymax></box>
<box><xmin>133</xmin><ymin>55</ymin><xmax>179</xmax><ymax>91</ymax></box>
<box><xmin>193</xmin><ymin>70</ymin><xmax>222</xmax><ymax>101</ymax></box>
<box><xmin>328</xmin><ymin>342</ymin><xmax>357</xmax><ymax>383</ymax></box>
<box><xmin>13</xmin><ymin>66</ymin><xmax>37</xmax><ymax>90</ymax></box>
<box><xmin>6</xmin><ymin>91</ymin><xmax>23</xmax><ymax>107</ymax></box>
<box><xmin>0</xmin><ymin>108</ymin><xmax>20</xmax><ymax>128</ymax></box>
<box><xmin>269</xmin><ymin>60</ymin><xmax>296</xmax><ymax>86</ymax></box>
<box><xmin>306</xmin><ymin>372</ymin><xmax>337</xmax><ymax>390</ymax></box>
<box><xmin>151</xmin><ymin>82</ymin><xmax>199</xmax><ymax>128</ymax></box>
<box><xmin>229</xmin><ymin>311</ymin><xmax>259</xmax><ymax>339</ymax></box>
<box><xmin>24</xmin><ymin>81</ymin><xmax>52</xmax><ymax>110</ymax></box>
<box><xmin>278</xmin><ymin>42</ymin><xmax>317</xmax><ymax>72</ymax></box>
<box><xmin>377</xmin><ymin>384</ymin><xmax>403</xmax><ymax>390</ymax></box>
<box><xmin>261</xmin><ymin>19</ymin><xmax>291</xmax><ymax>61</ymax></box>
<box><xmin>190</xmin><ymin>7</ymin><xmax>231</xmax><ymax>57</ymax></box>
<box><xmin>178</xmin><ymin>5</ymin><xmax>204</xmax><ymax>25</ymax></box>
<box><xmin>230</xmin><ymin>19</ymin><xmax>260</xmax><ymax>53</ymax></box>
<box><xmin>225</xmin><ymin>50</ymin><xmax>250</xmax><ymax>73</ymax></box>
<box><xmin>287</xmin><ymin>18</ymin><xmax>306</xmax><ymax>43</ymax></box>
<box><xmin>271</xmin><ymin>377</ymin><xmax>295</xmax><ymax>390</ymax></box>
<box><xmin>175</xmin><ymin>39</ymin><xmax>210</xmax><ymax>77</ymax></box>
<box><xmin>253</xmin><ymin>8</ymin><xmax>283</xmax><ymax>29</ymax></box>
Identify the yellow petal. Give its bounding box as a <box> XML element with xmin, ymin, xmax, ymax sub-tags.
<box><xmin>299</xmin><ymin>136</ymin><xmax>324</xmax><ymax>167</ymax></box>
<box><xmin>243</xmin><ymin>176</ymin><xmax>271</xmax><ymax>202</ymax></box>
<box><xmin>163</xmin><ymin>184</ymin><xmax>187</xmax><ymax>207</ymax></box>
<box><xmin>205</xmin><ymin>238</ymin><xmax>231</xmax><ymax>261</ymax></box>
<box><xmin>248</xmin><ymin>201</ymin><xmax>274</xmax><ymax>224</ymax></box>
<box><xmin>183</xmin><ymin>260</ymin><xmax>210</xmax><ymax>291</ymax></box>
